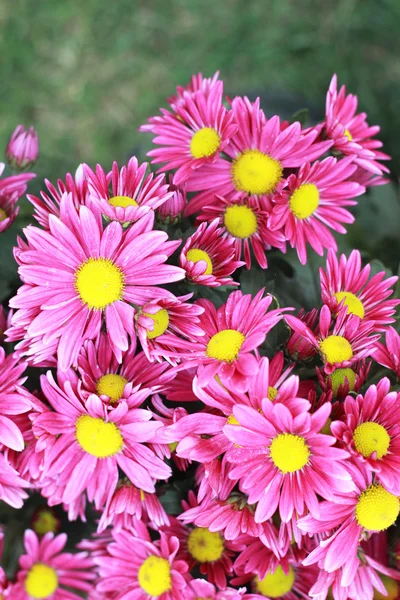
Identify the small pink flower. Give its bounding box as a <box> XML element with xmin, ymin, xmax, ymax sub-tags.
<box><xmin>373</xmin><ymin>326</ymin><xmax>400</xmax><ymax>378</ymax></box>
<box><xmin>156</xmin><ymin>176</ymin><xmax>187</xmax><ymax>224</ymax></box>
<box><xmin>6</xmin><ymin>125</ymin><xmax>39</xmax><ymax>170</ymax></box>
<box><xmin>0</xmin><ymin>163</ymin><xmax>35</xmax><ymax>233</ymax></box>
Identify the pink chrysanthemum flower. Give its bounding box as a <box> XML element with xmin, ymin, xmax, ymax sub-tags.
<box><xmin>269</xmin><ymin>157</ymin><xmax>364</xmax><ymax>265</ymax></box>
<box><xmin>331</xmin><ymin>378</ymin><xmax>400</xmax><ymax>494</ymax></box>
<box><xmin>224</xmin><ymin>400</ymin><xmax>354</xmax><ymax>523</ymax></box>
<box><xmin>156</xmin><ymin>176</ymin><xmax>187</xmax><ymax>224</ymax></box>
<box><xmin>94</xmin><ymin>526</ymin><xmax>189</xmax><ymax>599</ymax></box>
<box><xmin>140</xmin><ymin>81</ymin><xmax>237</xmax><ymax>185</ymax></box>
<box><xmin>0</xmin><ymin>164</ymin><xmax>35</xmax><ymax>232</ymax></box>
<box><xmin>180</xmin><ymin>219</ymin><xmax>244</xmax><ymax>286</ymax></box>
<box><xmin>325</xmin><ymin>74</ymin><xmax>390</xmax><ymax>174</ymax></box>
<box><xmin>135</xmin><ymin>293</ymin><xmax>205</xmax><ymax>364</ymax></box>
<box><xmin>188</xmin><ymin>579</ymin><xmax>246</xmax><ymax>600</ymax></box>
<box><xmin>32</xmin><ymin>372</ymin><xmax>171</xmax><ymax>509</ymax></box>
<box><xmin>196</xmin><ymin>195</ymin><xmax>286</xmax><ymax>269</ymax></box>
<box><xmin>8</xmin><ymin>197</ymin><xmax>183</xmax><ymax>370</ymax></box>
<box><xmin>84</xmin><ymin>157</ymin><xmax>173</xmax><ymax>224</ymax></box>
<box><xmin>320</xmin><ymin>249</ymin><xmax>399</xmax><ymax>328</ymax></box>
<box><xmin>11</xmin><ymin>530</ymin><xmax>95</xmax><ymax>600</ymax></box>
<box><xmin>285</xmin><ymin>304</ymin><xmax>380</xmax><ymax>374</ymax></box>
<box><xmin>350</xmin><ymin>166</ymin><xmax>391</xmax><ymax>189</ymax></box>
<box><xmin>27</xmin><ymin>165</ymin><xmax>88</xmax><ymax>229</ymax></box>
<box><xmin>6</xmin><ymin>125</ymin><xmax>39</xmax><ymax>170</ymax></box>
<box><xmin>185</xmin><ymin>96</ymin><xmax>332</xmax><ymax>216</ymax></box>
<box><xmin>316</xmin><ymin>359</ymin><xmax>370</xmax><ymax>400</ymax></box>
<box><xmin>374</xmin><ymin>326</ymin><xmax>400</xmax><ymax>378</ymax></box>
<box><xmin>175</xmin><ymin>289</ymin><xmax>288</xmax><ymax>392</ymax></box>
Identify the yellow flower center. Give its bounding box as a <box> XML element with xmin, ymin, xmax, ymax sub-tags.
<box><xmin>270</xmin><ymin>433</ymin><xmax>310</xmax><ymax>473</ymax></box>
<box><xmin>144</xmin><ymin>308</ymin><xmax>169</xmax><ymax>339</ymax></box>
<box><xmin>187</xmin><ymin>528</ymin><xmax>224</xmax><ymax>563</ymax></box>
<box><xmin>319</xmin><ymin>335</ymin><xmax>353</xmax><ymax>364</ymax></box>
<box><xmin>231</xmin><ymin>149</ymin><xmax>282</xmax><ymax>195</ymax></box>
<box><xmin>186</xmin><ymin>248</ymin><xmax>213</xmax><ymax>275</ymax></box>
<box><xmin>108</xmin><ymin>195</ymin><xmax>138</xmax><ymax>208</ymax></box>
<box><xmin>137</xmin><ymin>556</ymin><xmax>171</xmax><ymax>596</ymax></box>
<box><xmin>224</xmin><ymin>204</ymin><xmax>258</xmax><ymax>238</ymax></box>
<box><xmin>268</xmin><ymin>386</ymin><xmax>278</xmax><ymax>401</ymax></box>
<box><xmin>96</xmin><ymin>373</ymin><xmax>128</xmax><ymax>404</ymax></box>
<box><xmin>75</xmin><ymin>258</ymin><xmax>124</xmax><ymax>310</ymax></box>
<box><xmin>289</xmin><ymin>183</ymin><xmax>320</xmax><ymax>220</ymax></box>
<box><xmin>374</xmin><ymin>575</ymin><xmax>399</xmax><ymax>600</ymax></box>
<box><xmin>190</xmin><ymin>127</ymin><xmax>221</xmax><ymax>159</ymax></box>
<box><xmin>254</xmin><ymin>564</ymin><xmax>295</xmax><ymax>598</ymax></box>
<box><xmin>355</xmin><ymin>484</ymin><xmax>399</xmax><ymax>531</ymax></box>
<box><xmin>328</xmin><ymin>368</ymin><xmax>357</xmax><ymax>397</ymax></box>
<box><xmin>33</xmin><ymin>509</ymin><xmax>58</xmax><ymax>536</ymax></box>
<box><xmin>0</xmin><ymin>208</ymin><xmax>7</xmax><ymax>222</ymax></box>
<box><xmin>353</xmin><ymin>422</ymin><xmax>390</xmax><ymax>460</ymax></box>
<box><xmin>334</xmin><ymin>291</ymin><xmax>365</xmax><ymax>318</ymax></box>
<box><xmin>206</xmin><ymin>329</ymin><xmax>245</xmax><ymax>362</ymax></box>
<box><xmin>75</xmin><ymin>415</ymin><xmax>123</xmax><ymax>458</ymax></box>
<box><xmin>25</xmin><ymin>563</ymin><xmax>58</xmax><ymax>599</ymax></box>
<box><xmin>227</xmin><ymin>414</ymin><xmax>240</xmax><ymax>425</ymax></box>
<box><xmin>344</xmin><ymin>128</ymin><xmax>353</xmax><ymax>141</ymax></box>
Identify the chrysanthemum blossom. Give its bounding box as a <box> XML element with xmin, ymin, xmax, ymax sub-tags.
<box><xmin>320</xmin><ymin>249</ymin><xmax>399</xmax><ymax>328</ymax></box>
<box><xmin>196</xmin><ymin>195</ymin><xmax>286</xmax><ymax>269</ymax></box>
<box><xmin>6</xmin><ymin>124</ymin><xmax>39</xmax><ymax>170</ymax></box>
<box><xmin>180</xmin><ymin>219</ymin><xmax>244</xmax><ymax>286</ymax></box>
<box><xmin>185</xmin><ymin>96</ymin><xmax>332</xmax><ymax>215</ymax></box>
<box><xmin>285</xmin><ymin>304</ymin><xmax>380</xmax><ymax>374</ymax></box>
<box><xmin>0</xmin><ymin>163</ymin><xmax>35</xmax><ymax>233</ymax></box>
<box><xmin>325</xmin><ymin>74</ymin><xmax>390</xmax><ymax>174</ymax></box>
<box><xmin>94</xmin><ymin>526</ymin><xmax>189</xmax><ymax>599</ymax></box>
<box><xmin>84</xmin><ymin>157</ymin><xmax>173</xmax><ymax>224</ymax></box>
<box><xmin>8</xmin><ymin>195</ymin><xmax>184</xmax><ymax>370</ymax></box>
<box><xmin>140</xmin><ymin>81</ymin><xmax>237</xmax><ymax>185</ymax></box>
<box><xmin>224</xmin><ymin>400</ymin><xmax>354</xmax><ymax>523</ymax></box>
<box><xmin>331</xmin><ymin>378</ymin><xmax>400</xmax><ymax>494</ymax></box>
<box><xmin>32</xmin><ymin>372</ymin><xmax>171</xmax><ymax>510</ymax></box>
<box><xmin>156</xmin><ymin>176</ymin><xmax>187</xmax><ymax>224</ymax></box>
<box><xmin>269</xmin><ymin>157</ymin><xmax>364</xmax><ymax>265</ymax></box>
<box><xmin>11</xmin><ymin>530</ymin><xmax>95</xmax><ymax>600</ymax></box>
<box><xmin>372</xmin><ymin>326</ymin><xmax>400</xmax><ymax>379</ymax></box>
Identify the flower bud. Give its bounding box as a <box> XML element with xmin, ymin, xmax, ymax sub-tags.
<box><xmin>6</xmin><ymin>125</ymin><xmax>39</xmax><ymax>170</ymax></box>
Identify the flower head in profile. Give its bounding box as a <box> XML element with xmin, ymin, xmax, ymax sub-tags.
<box><xmin>0</xmin><ymin>163</ymin><xmax>35</xmax><ymax>233</ymax></box>
<box><xmin>6</xmin><ymin>124</ymin><xmax>39</xmax><ymax>170</ymax></box>
<box><xmin>372</xmin><ymin>326</ymin><xmax>400</xmax><ymax>379</ymax></box>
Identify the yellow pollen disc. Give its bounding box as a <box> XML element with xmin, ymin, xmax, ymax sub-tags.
<box><xmin>206</xmin><ymin>329</ymin><xmax>245</xmax><ymax>362</ymax></box>
<box><xmin>108</xmin><ymin>195</ymin><xmax>138</xmax><ymax>208</ymax></box>
<box><xmin>320</xmin><ymin>417</ymin><xmax>332</xmax><ymax>435</ymax></box>
<box><xmin>231</xmin><ymin>149</ymin><xmax>282</xmax><ymax>195</ymax></box>
<box><xmin>353</xmin><ymin>422</ymin><xmax>390</xmax><ymax>460</ymax></box>
<box><xmin>374</xmin><ymin>574</ymin><xmax>399</xmax><ymax>600</ymax></box>
<box><xmin>270</xmin><ymin>433</ymin><xmax>310</xmax><ymax>474</ymax></box>
<box><xmin>187</xmin><ymin>528</ymin><xmax>224</xmax><ymax>563</ymax></box>
<box><xmin>25</xmin><ymin>563</ymin><xmax>58</xmax><ymax>599</ymax></box>
<box><xmin>0</xmin><ymin>208</ymin><xmax>7</xmax><ymax>222</ymax></box>
<box><xmin>33</xmin><ymin>510</ymin><xmax>58</xmax><ymax>535</ymax></box>
<box><xmin>186</xmin><ymin>248</ymin><xmax>213</xmax><ymax>275</ymax></box>
<box><xmin>224</xmin><ymin>204</ymin><xmax>258</xmax><ymax>238</ymax></box>
<box><xmin>319</xmin><ymin>335</ymin><xmax>353</xmax><ymax>364</ymax></box>
<box><xmin>190</xmin><ymin>127</ymin><xmax>221</xmax><ymax>159</ymax></box>
<box><xmin>227</xmin><ymin>414</ymin><xmax>240</xmax><ymax>425</ymax></box>
<box><xmin>268</xmin><ymin>386</ymin><xmax>278</xmax><ymax>401</ymax></box>
<box><xmin>289</xmin><ymin>183</ymin><xmax>320</xmax><ymax>220</ymax></box>
<box><xmin>144</xmin><ymin>308</ymin><xmax>169</xmax><ymax>339</ymax></box>
<box><xmin>96</xmin><ymin>373</ymin><xmax>128</xmax><ymax>404</ymax></box>
<box><xmin>75</xmin><ymin>415</ymin><xmax>123</xmax><ymax>458</ymax></box>
<box><xmin>344</xmin><ymin>128</ymin><xmax>353</xmax><ymax>141</ymax></box>
<box><xmin>328</xmin><ymin>368</ymin><xmax>357</xmax><ymax>397</ymax></box>
<box><xmin>137</xmin><ymin>556</ymin><xmax>171</xmax><ymax>596</ymax></box>
<box><xmin>254</xmin><ymin>564</ymin><xmax>295</xmax><ymax>598</ymax></box>
<box><xmin>355</xmin><ymin>484</ymin><xmax>399</xmax><ymax>531</ymax></box>
<box><xmin>334</xmin><ymin>291</ymin><xmax>365</xmax><ymax>319</ymax></box>
<box><xmin>75</xmin><ymin>258</ymin><xmax>124</xmax><ymax>310</ymax></box>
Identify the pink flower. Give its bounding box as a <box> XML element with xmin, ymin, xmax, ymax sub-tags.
<box><xmin>269</xmin><ymin>157</ymin><xmax>364</xmax><ymax>265</ymax></box>
<box><xmin>0</xmin><ymin>163</ymin><xmax>35</xmax><ymax>233</ymax></box>
<box><xmin>8</xmin><ymin>195</ymin><xmax>184</xmax><ymax>371</ymax></box>
<box><xmin>11</xmin><ymin>530</ymin><xmax>95</xmax><ymax>600</ymax></box>
<box><xmin>224</xmin><ymin>400</ymin><xmax>354</xmax><ymax>523</ymax></box>
<box><xmin>185</xmin><ymin>96</ymin><xmax>332</xmax><ymax>215</ymax></box>
<box><xmin>156</xmin><ymin>176</ymin><xmax>187</xmax><ymax>224</ymax></box>
<box><xmin>6</xmin><ymin>125</ymin><xmax>39</xmax><ymax>170</ymax></box>
<box><xmin>325</xmin><ymin>74</ymin><xmax>390</xmax><ymax>174</ymax></box>
<box><xmin>372</xmin><ymin>326</ymin><xmax>400</xmax><ymax>378</ymax></box>
<box><xmin>320</xmin><ymin>249</ymin><xmax>399</xmax><ymax>328</ymax></box>
<box><xmin>84</xmin><ymin>157</ymin><xmax>173</xmax><ymax>224</ymax></box>
<box><xmin>180</xmin><ymin>219</ymin><xmax>244</xmax><ymax>286</ymax></box>
<box><xmin>196</xmin><ymin>195</ymin><xmax>286</xmax><ymax>269</ymax></box>
<box><xmin>140</xmin><ymin>81</ymin><xmax>237</xmax><ymax>185</ymax></box>
<box><xmin>94</xmin><ymin>525</ymin><xmax>189</xmax><ymax>599</ymax></box>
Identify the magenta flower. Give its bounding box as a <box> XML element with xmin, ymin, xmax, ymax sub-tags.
<box><xmin>320</xmin><ymin>249</ymin><xmax>399</xmax><ymax>328</ymax></box>
<box><xmin>8</xmin><ymin>196</ymin><xmax>184</xmax><ymax>370</ymax></box>
<box><xmin>185</xmin><ymin>96</ymin><xmax>332</xmax><ymax>215</ymax></box>
<box><xmin>269</xmin><ymin>157</ymin><xmax>364</xmax><ymax>265</ymax></box>
<box><xmin>0</xmin><ymin>163</ymin><xmax>35</xmax><ymax>233</ymax></box>
<box><xmin>156</xmin><ymin>176</ymin><xmax>187</xmax><ymax>224</ymax></box>
<box><xmin>11</xmin><ymin>530</ymin><xmax>95</xmax><ymax>600</ymax></box>
<box><xmin>325</xmin><ymin>74</ymin><xmax>390</xmax><ymax>174</ymax></box>
<box><xmin>6</xmin><ymin>125</ymin><xmax>39</xmax><ymax>170</ymax></box>
<box><xmin>374</xmin><ymin>326</ymin><xmax>400</xmax><ymax>378</ymax></box>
